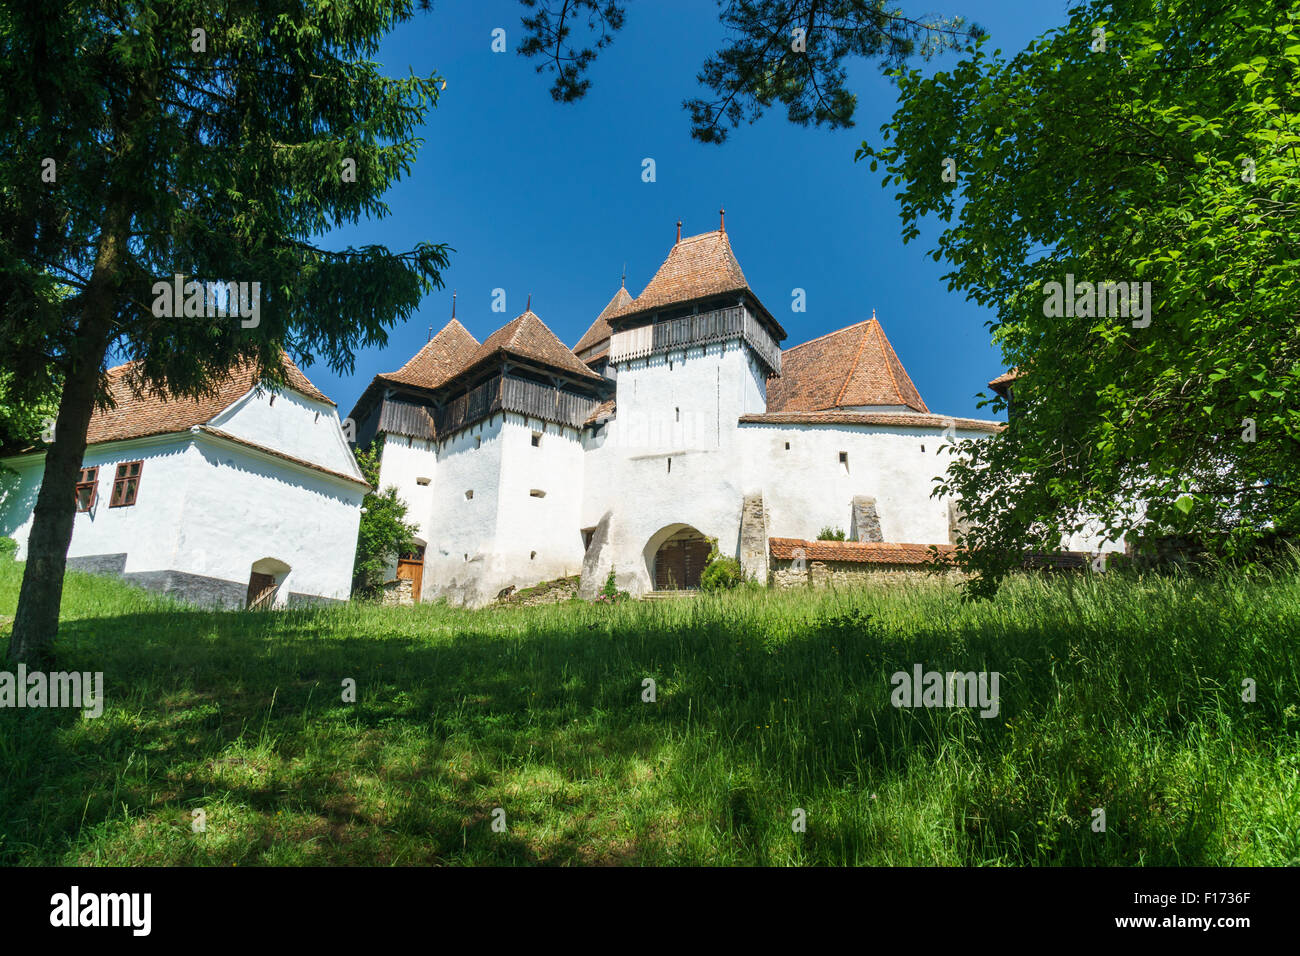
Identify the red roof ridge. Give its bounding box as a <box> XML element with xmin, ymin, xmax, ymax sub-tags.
<box><xmin>833</xmin><ymin>321</ymin><xmax>874</xmax><ymax>407</ymax></box>
<box><xmin>467</xmin><ymin>310</ymin><xmax>604</xmax><ymax>381</ymax></box>
<box><xmin>782</xmin><ymin>320</ymin><xmax>871</xmax><ymax>355</ymax></box>
<box><xmin>872</xmin><ymin>319</ymin><xmax>908</xmax><ymax>408</ymax></box>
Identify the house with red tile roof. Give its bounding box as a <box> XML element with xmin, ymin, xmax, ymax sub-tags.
<box><xmin>1</xmin><ymin>353</ymin><xmax>367</xmax><ymax>608</ymax></box>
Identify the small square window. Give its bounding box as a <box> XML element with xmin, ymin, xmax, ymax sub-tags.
<box><xmin>465</xmin><ymin>490</ymin><xmax>474</xmax><ymax>500</ymax></box>
<box><xmin>416</xmin><ymin>476</ymin><xmax>431</xmax><ymax>486</ymax></box>
<box><xmin>531</xmin><ymin>432</ymin><xmax>542</xmax><ymax>447</ymax></box>
<box><xmin>838</xmin><ymin>451</ymin><xmax>848</xmax><ymax>463</ymax></box>
<box><xmin>475</xmin><ymin>436</ymin><xmax>482</xmax><ymax>449</ymax></box>
<box><xmin>784</xmin><ymin>442</ymin><xmax>790</xmax><ymax>450</ymax></box>
<box><xmin>109</xmin><ymin>461</ymin><xmax>143</xmax><ymax>507</ymax></box>
<box><xmin>74</xmin><ymin>466</ymin><xmax>98</xmax><ymax>512</ymax></box>
<box><xmin>529</xmin><ymin>489</ymin><xmax>546</xmax><ymax>498</ymax></box>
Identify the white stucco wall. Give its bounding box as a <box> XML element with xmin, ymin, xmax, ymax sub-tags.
<box><xmin>421</xmin><ymin>414</ymin><xmax>506</xmax><ymax>604</ymax></box>
<box><xmin>209</xmin><ymin>386</ymin><xmax>363</xmax><ymax>482</ymax></box>
<box><xmin>375</xmin><ymin>432</ymin><xmax>438</xmax><ymax>546</ymax></box>
<box><xmin>0</xmin><ymin>435</ymin><xmax>189</xmax><ymax>570</ymax></box>
<box><xmin>0</xmin><ymin>429</ymin><xmax>365</xmax><ymax>606</ymax></box>
<box><xmin>609</xmin><ymin>340</ymin><xmax>767</xmax><ymax>454</ymax></box>
<box><xmin>179</xmin><ymin>434</ymin><xmax>363</xmax><ymax>603</ymax></box>
<box><xmin>738</xmin><ymin>421</ymin><xmax>974</xmax><ymax>544</ymax></box>
<box><xmin>492</xmin><ymin>414</ymin><xmax>587</xmax><ymax>589</ymax></box>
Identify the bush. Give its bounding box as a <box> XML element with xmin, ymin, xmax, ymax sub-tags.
<box><xmin>700</xmin><ymin>555</ymin><xmax>744</xmax><ymax>592</ymax></box>
<box><xmin>351</xmin><ymin>446</ymin><xmax>419</xmax><ymax>598</ymax></box>
<box><xmin>0</xmin><ymin>536</ymin><xmax>15</xmax><ymax>560</ymax></box>
<box><xmin>817</xmin><ymin>527</ymin><xmax>847</xmax><ymax>541</ymax></box>
<box><xmin>596</xmin><ymin>566</ymin><xmax>630</xmax><ymax>603</ymax></box>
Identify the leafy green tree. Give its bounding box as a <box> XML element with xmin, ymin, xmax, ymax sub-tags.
<box><xmin>1</xmin><ymin>0</ymin><xmax>449</xmax><ymax>662</ymax></box>
<box><xmin>351</xmin><ymin>447</ymin><xmax>419</xmax><ymax>598</ymax></box>
<box><xmin>859</xmin><ymin>0</ymin><xmax>1300</xmax><ymax>596</ymax></box>
<box><xmin>471</xmin><ymin>0</ymin><xmax>978</xmax><ymax>142</ymax></box>
<box><xmin>0</xmin><ymin>370</ymin><xmax>59</xmax><ymax>454</ymax></box>
<box><xmin>817</xmin><ymin>526</ymin><xmax>846</xmax><ymax>541</ymax></box>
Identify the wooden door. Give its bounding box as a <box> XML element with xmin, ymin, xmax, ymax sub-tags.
<box><xmin>246</xmin><ymin>571</ymin><xmax>277</xmax><ymax>609</ymax></box>
<box><xmin>396</xmin><ymin>558</ymin><xmax>423</xmax><ymax>603</ymax></box>
<box><xmin>683</xmin><ymin>538</ymin><xmax>711</xmax><ymax>588</ymax></box>
<box><xmin>654</xmin><ymin>536</ymin><xmax>711</xmax><ymax>590</ymax></box>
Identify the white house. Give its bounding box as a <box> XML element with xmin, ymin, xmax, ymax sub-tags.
<box><xmin>349</xmin><ymin>215</ymin><xmax>1129</xmax><ymax>607</ymax></box>
<box><xmin>0</xmin><ymin>354</ymin><xmax>368</xmax><ymax>608</ymax></box>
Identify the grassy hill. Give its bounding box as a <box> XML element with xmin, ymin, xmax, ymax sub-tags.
<box><xmin>1</xmin><ymin>554</ymin><xmax>1297</xmax><ymax>865</ymax></box>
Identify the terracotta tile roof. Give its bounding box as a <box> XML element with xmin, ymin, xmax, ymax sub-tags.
<box><xmin>465</xmin><ymin>310</ymin><xmax>604</xmax><ymax>381</ymax></box>
<box><xmin>574</xmin><ymin>286</ymin><xmax>634</xmax><ymax>356</ymax></box>
<box><xmin>606</xmin><ymin>230</ymin><xmax>752</xmax><ymax>321</ymax></box>
<box><xmin>988</xmin><ymin>368</ymin><xmax>1022</xmax><ymax>397</ymax></box>
<box><xmin>84</xmin><ymin>353</ymin><xmax>332</xmax><ymax>446</ymax></box>
<box><xmin>199</xmin><ymin>427</ymin><xmax>370</xmax><ymax>489</ymax></box>
<box><xmin>379</xmin><ymin>319</ymin><xmax>480</xmax><ymax>391</ymax></box>
<box><xmin>585</xmin><ymin>398</ymin><xmax>616</xmax><ymax>425</ymax></box>
<box><xmin>770</xmin><ymin>537</ymin><xmax>954</xmax><ymax>565</ymax></box>
<box><xmin>739</xmin><ymin>410</ymin><xmax>1004</xmax><ymax>433</ymax></box>
<box><xmin>767</xmin><ymin>318</ymin><xmax>929</xmax><ymax>414</ymax></box>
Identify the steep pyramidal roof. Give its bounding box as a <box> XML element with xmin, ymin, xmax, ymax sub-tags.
<box><xmin>767</xmin><ymin>318</ymin><xmax>929</xmax><ymax>414</ymax></box>
<box><xmin>574</xmin><ymin>285</ymin><xmax>634</xmax><ymax>357</ymax></box>
<box><xmin>85</xmin><ymin>352</ymin><xmax>332</xmax><ymax>446</ymax></box>
<box><xmin>607</xmin><ymin>230</ymin><xmax>758</xmax><ymax>322</ymax></box>
<box><xmin>378</xmin><ymin>318</ymin><xmax>480</xmax><ymax>391</ymax></box>
<box><xmin>465</xmin><ymin>310</ymin><xmax>604</xmax><ymax>381</ymax></box>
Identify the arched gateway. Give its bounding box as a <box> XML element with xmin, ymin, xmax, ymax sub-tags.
<box><xmin>647</xmin><ymin>524</ymin><xmax>712</xmax><ymax>591</ymax></box>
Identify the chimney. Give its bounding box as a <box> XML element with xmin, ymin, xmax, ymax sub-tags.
<box><xmin>676</xmin><ymin>220</ymin><xmax>682</xmax><ymax>243</ymax></box>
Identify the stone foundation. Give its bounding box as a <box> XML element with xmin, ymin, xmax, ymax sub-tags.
<box><xmin>381</xmin><ymin>577</ymin><xmax>414</xmax><ymax>606</ymax></box>
<box><xmin>771</xmin><ymin>557</ymin><xmax>967</xmax><ymax>589</ymax></box>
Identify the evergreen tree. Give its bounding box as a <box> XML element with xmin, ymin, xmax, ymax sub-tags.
<box><xmin>0</xmin><ymin>0</ymin><xmax>449</xmax><ymax>662</ymax></box>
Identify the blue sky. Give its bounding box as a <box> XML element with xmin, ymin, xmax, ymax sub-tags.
<box><xmin>316</xmin><ymin>0</ymin><xmax>1071</xmax><ymax>420</ymax></box>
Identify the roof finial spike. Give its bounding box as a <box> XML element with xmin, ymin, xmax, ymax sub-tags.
<box><xmin>871</xmin><ymin>307</ymin><xmax>877</xmax><ymax>322</ymax></box>
<box><xmin>621</xmin><ymin>262</ymin><xmax>626</xmax><ymax>288</ymax></box>
<box><xmin>427</xmin><ymin>325</ymin><xmax>433</xmax><ymax>342</ymax></box>
<box><xmin>526</xmin><ymin>292</ymin><xmax>531</xmax><ymax>312</ymax></box>
<box><xmin>676</xmin><ymin>220</ymin><xmax>682</xmax><ymax>243</ymax></box>
<box><xmin>451</xmin><ymin>289</ymin><xmax>457</xmax><ymax>320</ymax></box>
<box><xmin>719</xmin><ymin>207</ymin><xmax>725</xmax><ymax>233</ymax></box>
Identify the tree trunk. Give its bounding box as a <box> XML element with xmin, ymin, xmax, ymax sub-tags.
<box><xmin>6</xmin><ymin>205</ymin><xmax>125</xmax><ymax>665</ymax></box>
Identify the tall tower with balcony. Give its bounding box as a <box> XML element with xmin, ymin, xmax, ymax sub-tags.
<box><xmin>601</xmin><ymin>213</ymin><xmax>785</xmax><ymax>452</ymax></box>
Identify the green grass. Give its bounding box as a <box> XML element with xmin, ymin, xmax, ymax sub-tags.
<box><xmin>1</xmin><ymin>556</ymin><xmax>1297</xmax><ymax>865</ymax></box>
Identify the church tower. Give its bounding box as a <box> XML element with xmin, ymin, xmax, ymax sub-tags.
<box><xmin>598</xmin><ymin>212</ymin><xmax>785</xmax><ymax>452</ymax></box>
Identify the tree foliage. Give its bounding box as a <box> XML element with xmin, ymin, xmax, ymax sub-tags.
<box><xmin>351</xmin><ymin>446</ymin><xmax>419</xmax><ymax>598</ymax></box>
<box><xmin>490</xmin><ymin>0</ymin><xmax>978</xmax><ymax>142</ymax></box>
<box><xmin>858</xmin><ymin>0</ymin><xmax>1300</xmax><ymax>596</ymax></box>
<box><xmin>0</xmin><ymin>370</ymin><xmax>59</xmax><ymax>454</ymax></box>
<box><xmin>1</xmin><ymin>0</ymin><xmax>449</xmax><ymax>661</ymax></box>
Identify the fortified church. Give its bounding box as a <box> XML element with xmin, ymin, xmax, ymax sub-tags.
<box><xmin>349</xmin><ymin>213</ymin><xmax>1079</xmax><ymax>606</ymax></box>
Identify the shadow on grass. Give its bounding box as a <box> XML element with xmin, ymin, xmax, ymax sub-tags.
<box><xmin>0</xmin><ymin>590</ymin><xmax>1292</xmax><ymax>866</ymax></box>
